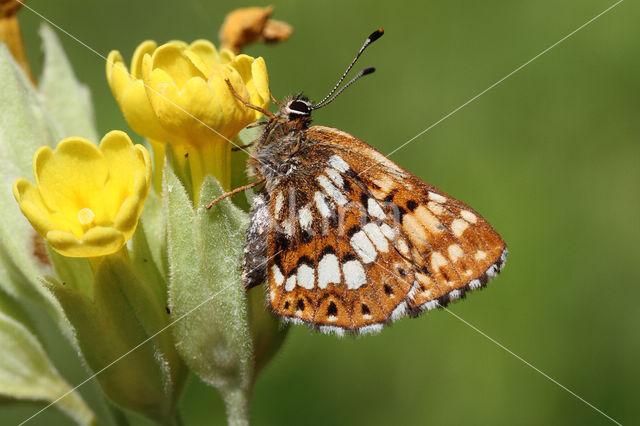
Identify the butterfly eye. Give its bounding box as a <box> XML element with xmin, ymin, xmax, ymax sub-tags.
<box><xmin>287</xmin><ymin>100</ymin><xmax>311</xmax><ymax>116</ymax></box>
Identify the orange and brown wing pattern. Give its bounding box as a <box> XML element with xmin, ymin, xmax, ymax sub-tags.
<box><xmin>264</xmin><ymin>152</ymin><xmax>416</xmax><ymax>335</ymax></box>
<box><xmin>306</xmin><ymin>126</ymin><xmax>507</xmax><ymax>314</ymax></box>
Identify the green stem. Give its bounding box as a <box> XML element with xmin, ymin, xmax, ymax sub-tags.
<box><xmin>222</xmin><ymin>387</ymin><xmax>250</xmax><ymax>426</ymax></box>
<box><xmin>172</xmin><ymin>410</ymin><xmax>185</xmax><ymax>426</ymax></box>
<box><xmin>107</xmin><ymin>403</ymin><xmax>131</xmax><ymax>426</ymax></box>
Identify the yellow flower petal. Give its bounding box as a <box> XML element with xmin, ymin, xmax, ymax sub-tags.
<box><xmin>106</xmin><ymin>50</ymin><xmax>130</xmax><ymax>102</ymax></box>
<box><xmin>106</xmin><ymin>47</ymin><xmax>172</xmax><ymax>144</ymax></box>
<box><xmin>34</xmin><ymin>141</ymin><xmax>108</xmax><ymax>218</ymax></box>
<box><xmin>13</xmin><ymin>178</ymin><xmax>55</xmax><ymax>237</ymax></box>
<box><xmin>187</xmin><ymin>39</ymin><xmax>221</xmax><ymax>71</ymax></box>
<box><xmin>219</xmin><ymin>48</ymin><xmax>235</xmax><ymax>64</ymax></box>
<box><xmin>130</xmin><ymin>40</ymin><xmax>157</xmax><ymax>79</ymax></box>
<box><xmin>229</xmin><ymin>55</ymin><xmax>270</xmax><ymax>120</ymax></box>
<box><xmin>251</xmin><ymin>57</ymin><xmax>270</xmax><ymax>106</ymax></box>
<box><xmin>151</xmin><ymin>42</ymin><xmax>205</xmax><ymax>88</ymax></box>
<box><xmin>14</xmin><ymin>132</ymin><xmax>152</xmax><ymax>258</ymax></box>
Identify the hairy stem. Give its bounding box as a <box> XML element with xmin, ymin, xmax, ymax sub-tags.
<box><xmin>222</xmin><ymin>387</ymin><xmax>250</xmax><ymax>426</ymax></box>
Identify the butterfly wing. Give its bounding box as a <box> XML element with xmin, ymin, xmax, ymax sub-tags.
<box><xmin>306</xmin><ymin>126</ymin><xmax>507</xmax><ymax>313</ymax></box>
<box><xmin>259</xmin><ymin>125</ymin><xmax>506</xmax><ymax>335</ymax></box>
<box><xmin>264</xmin><ymin>169</ymin><xmax>416</xmax><ymax>336</ymax></box>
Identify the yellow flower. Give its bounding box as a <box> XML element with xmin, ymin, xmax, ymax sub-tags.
<box><xmin>107</xmin><ymin>39</ymin><xmax>270</xmax><ymax>201</ymax></box>
<box><xmin>140</xmin><ymin>39</ymin><xmax>269</xmax><ymax>147</ymax></box>
<box><xmin>106</xmin><ymin>41</ymin><xmax>169</xmax><ymax>192</ymax></box>
<box><xmin>106</xmin><ymin>41</ymin><xmax>172</xmax><ymax>146</ymax></box>
<box><xmin>13</xmin><ymin>131</ymin><xmax>152</xmax><ymax>258</ymax></box>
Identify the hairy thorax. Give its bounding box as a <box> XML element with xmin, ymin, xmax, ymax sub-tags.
<box><xmin>247</xmin><ymin>113</ymin><xmax>311</xmax><ymax>192</ymax></box>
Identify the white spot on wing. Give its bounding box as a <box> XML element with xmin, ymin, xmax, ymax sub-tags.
<box><xmin>469</xmin><ymin>279</ymin><xmax>481</xmax><ymax>289</ymax></box>
<box><xmin>428</xmin><ymin>192</ymin><xmax>446</xmax><ymax>203</ymax></box>
<box><xmin>451</xmin><ymin>219</ymin><xmax>469</xmax><ymax>237</ymax></box>
<box><xmin>325</xmin><ymin>168</ymin><xmax>344</xmax><ymax>188</ymax></box>
<box><xmin>431</xmin><ymin>252</ymin><xmax>447</xmax><ymax>270</ymax></box>
<box><xmin>350</xmin><ymin>231</ymin><xmax>377</xmax><ymax>263</ymax></box>
<box><xmin>297</xmin><ymin>264</ymin><xmax>315</xmax><ymax>289</ymax></box>
<box><xmin>364</xmin><ymin>223</ymin><xmax>389</xmax><ymax>253</ymax></box>
<box><xmin>367</xmin><ymin>198</ymin><xmax>386</xmax><ymax>219</ymax></box>
<box><xmin>299</xmin><ymin>206</ymin><xmax>313</xmax><ymax>231</ymax></box>
<box><xmin>343</xmin><ymin>260</ymin><xmax>366</xmax><ymax>289</ymax></box>
<box><xmin>274</xmin><ymin>191</ymin><xmax>284</xmax><ymax>219</ymax></box>
<box><xmin>314</xmin><ymin>191</ymin><xmax>331</xmax><ymax>218</ymax></box>
<box><xmin>272</xmin><ymin>265</ymin><xmax>284</xmax><ymax>286</ymax></box>
<box><xmin>328</xmin><ymin>154</ymin><xmax>350</xmax><ymax>172</ymax></box>
<box><xmin>317</xmin><ymin>175</ymin><xmax>347</xmax><ymax>205</ymax></box>
<box><xmin>281</xmin><ymin>219</ymin><xmax>294</xmax><ymax>237</ymax></box>
<box><xmin>285</xmin><ymin>274</ymin><xmax>297</xmax><ymax>291</ymax></box>
<box><xmin>448</xmin><ymin>244</ymin><xmax>464</xmax><ymax>261</ymax></box>
<box><xmin>318</xmin><ymin>254</ymin><xmax>340</xmax><ymax>289</ymax></box>
<box><xmin>427</xmin><ymin>201</ymin><xmax>445</xmax><ymax>215</ymax></box>
<box><xmin>380</xmin><ymin>223</ymin><xmax>395</xmax><ymax>240</ymax></box>
<box><xmin>395</xmin><ymin>239</ymin><xmax>410</xmax><ymax>257</ymax></box>
<box><xmin>460</xmin><ymin>210</ymin><xmax>477</xmax><ymax>223</ymax></box>
<box><xmin>475</xmin><ymin>250</ymin><xmax>487</xmax><ymax>260</ymax></box>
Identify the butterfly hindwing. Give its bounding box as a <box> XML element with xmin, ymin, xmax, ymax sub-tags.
<box><xmin>263</xmin><ymin>152</ymin><xmax>415</xmax><ymax>334</ymax></box>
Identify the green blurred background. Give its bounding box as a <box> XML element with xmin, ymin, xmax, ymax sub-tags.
<box><xmin>4</xmin><ymin>0</ymin><xmax>639</xmax><ymax>424</ymax></box>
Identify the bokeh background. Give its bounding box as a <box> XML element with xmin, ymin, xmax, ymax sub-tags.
<box><xmin>4</xmin><ymin>0</ymin><xmax>639</xmax><ymax>424</ymax></box>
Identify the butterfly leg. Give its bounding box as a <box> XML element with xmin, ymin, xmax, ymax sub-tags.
<box><xmin>224</xmin><ymin>79</ymin><xmax>278</xmax><ymax>120</ymax></box>
<box><xmin>205</xmin><ymin>178</ymin><xmax>265</xmax><ymax>210</ymax></box>
<box><xmin>232</xmin><ymin>142</ymin><xmax>255</xmax><ymax>151</ymax></box>
<box><xmin>270</xmin><ymin>92</ymin><xmax>282</xmax><ymax>107</ymax></box>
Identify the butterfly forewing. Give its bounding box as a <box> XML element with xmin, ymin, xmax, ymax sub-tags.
<box><xmin>304</xmin><ymin>126</ymin><xmax>507</xmax><ymax>315</ymax></box>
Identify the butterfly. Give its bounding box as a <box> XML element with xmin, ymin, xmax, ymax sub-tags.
<box><xmin>210</xmin><ymin>28</ymin><xmax>507</xmax><ymax>336</ymax></box>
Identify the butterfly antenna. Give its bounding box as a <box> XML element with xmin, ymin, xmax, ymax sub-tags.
<box><xmin>313</xmin><ymin>67</ymin><xmax>376</xmax><ymax>109</ymax></box>
<box><xmin>312</xmin><ymin>27</ymin><xmax>384</xmax><ymax>109</ymax></box>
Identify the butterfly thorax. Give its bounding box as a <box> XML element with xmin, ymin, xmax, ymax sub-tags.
<box><xmin>247</xmin><ymin>95</ymin><xmax>313</xmax><ymax>190</ymax></box>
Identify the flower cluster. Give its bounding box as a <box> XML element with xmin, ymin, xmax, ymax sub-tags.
<box><xmin>1</xmin><ymin>6</ymin><xmax>289</xmax><ymax>426</ymax></box>
<box><xmin>107</xmin><ymin>39</ymin><xmax>269</xmax><ymax>198</ymax></box>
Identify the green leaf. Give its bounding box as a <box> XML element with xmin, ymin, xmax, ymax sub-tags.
<box><xmin>0</xmin><ymin>43</ymin><xmax>72</xmax><ymax>339</ymax></box>
<box><xmin>45</xmin><ymin>250</ymin><xmax>186</xmax><ymax>424</ymax></box>
<box><xmin>139</xmin><ymin>180</ymin><xmax>168</xmax><ymax>276</ymax></box>
<box><xmin>0</xmin><ymin>290</ymin><xmax>95</xmax><ymax>425</ymax></box>
<box><xmin>39</xmin><ymin>24</ymin><xmax>98</xmax><ymax>141</ymax></box>
<box><xmin>165</xmin><ymin>168</ymin><xmax>253</xmax><ymax>422</ymax></box>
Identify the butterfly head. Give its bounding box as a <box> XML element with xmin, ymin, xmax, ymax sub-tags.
<box><xmin>281</xmin><ymin>95</ymin><xmax>313</xmax><ymax>119</ymax></box>
<box><xmin>272</xmin><ymin>27</ymin><xmax>384</xmax><ymax>124</ymax></box>
<box><xmin>282</xmin><ymin>95</ymin><xmax>312</xmax><ymax>120</ymax></box>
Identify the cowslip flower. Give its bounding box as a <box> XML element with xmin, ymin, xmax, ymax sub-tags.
<box><xmin>107</xmin><ymin>41</ymin><xmax>171</xmax><ymax>191</ymax></box>
<box><xmin>12</xmin><ymin>131</ymin><xmax>152</xmax><ymax>258</ymax></box>
<box><xmin>107</xmin><ymin>39</ymin><xmax>270</xmax><ymax>200</ymax></box>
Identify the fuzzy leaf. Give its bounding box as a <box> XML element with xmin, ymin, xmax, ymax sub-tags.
<box><xmin>39</xmin><ymin>24</ymin><xmax>98</xmax><ymax>141</ymax></box>
<box><xmin>45</xmin><ymin>251</ymin><xmax>186</xmax><ymax>424</ymax></box>
<box><xmin>165</xmin><ymin>169</ymin><xmax>253</xmax><ymax>398</ymax></box>
<box><xmin>0</xmin><ymin>43</ymin><xmax>72</xmax><ymax>337</ymax></box>
<box><xmin>0</xmin><ymin>290</ymin><xmax>95</xmax><ymax>425</ymax></box>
